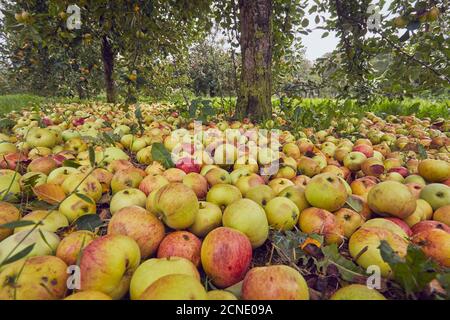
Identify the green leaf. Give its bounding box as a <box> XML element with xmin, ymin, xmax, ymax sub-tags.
<box><xmin>74</xmin><ymin>214</ymin><xmax>103</xmax><ymax>232</ymax></box>
<box><xmin>0</xmin><ymin>220</ymin><xmax>37</xmax><ymax>230</ymax></box>
<box><xmin>301</xmin><ymin>18</ymin><xmax>309</xmax><ymax>28</ymax></box>
<box><xmin>88</xmin><ymin>146</ymin><xmax>96</xmax><ymax>167</ymax></box>
<box><xmin>418</xmin><ymin>144</ymin><xmax>428</xmax><ymax>160</ymax></box>
<box><xmin>379</xmin><ymin>241</ymin><xmax>439</xmax><ymax>295</ymax></box>
<box><xmin>151</xmin><ymin>142</ymin><xmax>175</xmax><ymax>169</ymax></box>
<box><xmin>321</xmin><ymin>32</ymin><xmax>330</xmax><ymax>38</ymax></box>
<box><xmin>63</xmin><ymin>159</ymin><xmax>81</xmax><ymax>168</ymax></box>
<box><xmin>1</xmin><ymin>244</ymin><xmax>35</xmax><ymax>266</ymax></box>
<box><xmin>75</xmin><ymin>193</ymin><xmax>95</xmax><ymax>205</ymax></box>
<box><xmin>321</xmin><ymin>244</ymin><xmax>365</xmax><ymax>281</ymax></box>
<box><xmin>345</xmin><ymin>196</ymin><xmax>363</xmax><ymax>213</ymax></box>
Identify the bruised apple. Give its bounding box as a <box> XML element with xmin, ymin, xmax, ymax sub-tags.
<box><xmin>367</xmin><ymin>181</ymin><xmax>416</xmax><ymax>219</ymax></box>
<box><xmin>56</xmin><ymin>230</ymin><xmax>96</xmax><ymax>266</ymax></box>
<box><xmin>0</xmin><ymin>201</ymin><xmax>20</xmax><ymax>241</ymax></box>
<box><xmin>298</xmin><ymin>207</ymin><xmax>344</xmax><ymax>245</ymax></box>
<box><xmin>201</xmin><ymin>227</ymin><xmax>252</xmax><ymax>288</ymax></box>
<box><xmin>412</xmin><ymin>228</ymin><xmax>450</xmax><ymax>267</ymax></box>
<box><xmin>157</xmin><ymin>231</ymin><xmax>202</xmax><ymax>266</ymax></box>
<box><xmin>242</xmin><ymin>265</ymin><xmax>309</xmax><ymax>300</ymax></box>
<box><xmin>0</xmin><ymin>256</ymin><xmax>68</xmax><ymax>300</ymax></box>
<box><xmin>80</xmin><ymin>234</ymin><xmax>141</xmax><ymax>299</ymax></box>
<box><xmin>349</xmin><ymin>227</ymin><xmax>408</xmax><ymax>278</ymax></box>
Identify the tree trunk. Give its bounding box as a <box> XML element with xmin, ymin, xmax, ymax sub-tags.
<box><xmin>101</xmin><ymin>36</ymin><xmax>116</xmax><ymax>103</ymax></box>
<box><xmin>236</xmin><ymin>0</ymin><xmax>273</xmax><ymax>120</ymax></box>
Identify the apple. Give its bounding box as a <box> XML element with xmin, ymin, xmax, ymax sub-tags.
<box><xmin>264</xmin><ymin>197</ymin><xmax>299</xmax><ymax>231</ymax></box>
<box><xmin>412</xmin><ymin>228</ymin><xmax>450</xmax><ymax>267</ymax></box>
<box><xmin>297</xmin><ymin>156</ymin><xmax>321</xmax><ymax>177</ymax></box>
<box><xmin>334</xmin><ymin>208</ymin><xmax>364</xmax><ymax>238</ymax></box>
<box><xmin>0</xmin><ymin>142</ymin><xmax>17</xmax><ymax>156</ymax></box>
<box><xmin>268</xmin><ymin>178</ymin><xmax>294</xmax><ymax>194</ymax></box>
<box><xmin>148</xmin><ymin>182</ymin><xmax>198</xmax><ymax>229</ymax></box>
<box><xmin>235</xmin><ymin>173</ymin><xmax>265</xmax><ymax>196</ymax></box>
<box><xmin>135</xmin><ymin>146</ymin><xmax>153</xmax><ymax>165</ymax></box>
<box><xmin>56</xmin><ymin>230</ymin><xmax>96</xmax><ymax>265</ymax></box>
<box><xmin>0</xmin><ymin>170</ymin><xmax>21</xmax><ymax>202</ymax></box>
<box><xmin>138</xmin><ymin>274</ymin><xmax>207</xmax><ymax>300</ymax></box>
<box><xmin>0</xmin><ymin>201</ymin><xmax>20</xmax><ymax>242</ymax></box>
<box><xmin>242</xmin><ymin>265</ymin><xmax>309</xmax><ymax>300</ymax></box>
<box><xmin>108</xmin><ymin>206</ymin><xmax>165</xmax><ymax>259</ymax></box>
<box><xmin>352</xmin><ymin>144</ymin><xmax>374</xmax><ymax>158</ymax></box>
<box><xmin>162</xmin><ymin>168</ymin><xmax>186</xmax><ymax>183</ymax></box>
<box><xmin>64</xmin><ymin>137</ymin><xmax>87</xmax><ymax>153</ymax></box>
<box><xmin>384</xmin><ymin>217</ymin><xmax>412</xmax><ymax>237</ymax></box>
<box><xmin>343</xmin><ymin>152</ymin><xmax>367</xmax><ymax>171</ymax></box>
<box><xmin>207</xmin><ymin>290</ymin><xmax>238</xmax><ymax>300</ymax></box>
<box><xmin>101</xmin><ymin>147</ymin><xmax>130</xmax><ymax>165</ymax></box>
<box><xmin>418</xmin><ymin>159</ymin><xmax>450</xmax><ymax>182</ymax></box>
<box><xmin>139</xmin><ymin>174</ymin><xmax>169</xmax><ymax>196</ymax></box>
<box><xmin>110</xmin><ymin>188</ymin><xmax>147</xmax><ymax>215</ymax></box>
<box><xmin>80</xmin><ymin>234</ymin><xmax>141</xmax><ymax>299</ymax></box>
<box><xmin>26</xmin><ymin>127</ymin><xmax>57</xmax><ymax>148</ymax></box>
<box><xmin>403</xmin><ymin>199</ymin><xmax>433</xmax><ymax>227</ymax></box>
<box><xmin>110</xmin><ymin>168</ymin><xmax>145</xmax><ymax>194</ymax></box>
<box><xmin>47</xmin><ymin>166</ymin><xmax>79</xmax><ymax>185</ymax></box>
<box><xmin>176</xmin><ymin>157</ymin><xmax>201</xmax><ymax>174</ymax></box>
<box><xmin>14</xmin><ymin>210</ymin><xmax>68</xmax><ymax>233</ymax></box>
<box><xmin>367</xmin><ymin>181</ymin><xmax>416</xmax><ymax>219</ymax></box>
<box><xmin>206</xmin><ymin>184</ymin><xmax>242</xmax><ymax>209</ymax></box>
<box><xmin>130</xmin><ymin>257</ymin><xmax>200</xmax><ymax>300</ymax></box>
<box><xmin>59</xmin><ymin>193</ymin><xmax>96</xmax><ymax>223</ymax></box>
<box><xmin>64</xmin><ymin>291</ymin><xmax>112</xmax><ymax>300</ymax></box>
<box><xmin>0</xmin><ymin>256</ymin><xmax>68</xmax><ymax>300</ymax></box>
<box><xmin>298</xmin><ymin>207</ymin><xmax>344</xmax><ymax>245</ymax></box>
<box><xmin>349</xmin><ymin>226</ymin><xmax>408</xmax><ymax>278</ymax></box>
<box><xmin>222</xmin><ymin>199</ymin><xmax>269</xmax><ymax>248</ymax></box>
<box><xmin>406</xmin><ymin>183</ymin><xmax>423</xmax><ymax>199</ymax></box>
<box><xmin>205</xmin><ymin>167</ymin><xmax>231</xmax><ymax>186</ymax></box>
<box><xmin>420</xmin><ymin>183</ymin><xmax>450</xmax><ymax>210</ymax></box>
<box><xmin>145</xmin><ymin>162</ymin><xmax>165</xmax><ymax>176</ymax></box>
<box><xmin>245</xmin><ymin>184</ymin><xmax>276</xmax><ymax>207</ymax></box>
<box><xmin>330</xmin><ymin>284</ymin><xmax>386</xmax><ymax>300</ymax></box>
<box><xmin>282</xmin><ymin>142</ymin><xmax>301</xmax><ymax>159</ymax></box>
<box><xmin>411</xmin><ymin>221</ymin><xmax>450</xmax><ymax>235</ymax></box>
<box><xmin>0</xmin><ymin>230</ymin><xmax>60</xmax><ymax>265</ymax></box>
<box><xmin>404</xmin><ymin>174</ymin><xmax>426</xmax><ymax>186</ymax></box>
<box><xmin>361</xmin><ymin>157</ymin><xmax>385</xmax><ymax>177</ymax></box>
<box><xmin>291</xmin><ymin>175</ymin><xmax>311</xmax><ymax>187</ymax></box>
<box><xmin>433</xmin><ymin>205</ymin><xmax>450</xmax><ymax>226</ymax></box>
<box><xmin>157</xmin><ymin>231</ymin><xmax>202</xmax><ymax>266</ymax></box>
<box><xmin>188</xmin><ymin>201</ymin><xmax>222</xmax><ymax>237</ymax></box>
<box><xmin>91</xmin><ymin>168</ymin><xmax>113</xmax><ymax>193</ymax></box>
<box><xmin>201</xmin><ymin>227</ymin><xmax>252</xmax><ymax>288</ymax></box>
<box><xmin>62</xmin><ymin>173</ymin><xmax>102</xmax><ymax>202</ymax></box>
<box><xmin>278</xmin><ymin>185</ymin><xmax>310</xmax><ymax>212</ymax></box>
<box><xmin>182</xmin><ymin>173</ymin><xmax>208</xmax><ymax>199</ymax></box>
<box><xmin>305</xmin><ymin>173</ymin><xmax>348</xmax><ymax>212</ymax></box>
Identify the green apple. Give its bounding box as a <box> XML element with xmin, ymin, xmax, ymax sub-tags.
<box><xmin>367</xmin><ymin>181</ymin><xmax>416</xmax><ymax>218</ymax></box>
<box><xmin>330</xmin><ymin>284</ymin><xmax>386</xmax><ymax>300</ymax></box>
<box><xmin>59</xmin><ymin>193</ymin><xmax>96</xmax><ymax>223</ymax></box>
<box><xmin>110</xmin><ymin>188</ymin><xmax>147</xmax><ymax>214</ymax></box>
<box><xmin>264</xmin><ymin>197</ymin><xmax>299</xmax><ymax>231</ymax></box>
<box><xmin>305</xmin><ymin>173</ymin><xmax>348</xmax><ymax>212</ymax></box>
<box><xmin>26</xmin><ymin>127</ymin><xmax>57</xmax><ymax>148</ymax></box>
<box><xmin>206</xmin><ymin>184</ymin><xmax>242</xmax><ymax>209</ymax></box>
<box><xmin>188</xmin><ymin>201</ymin><xmax>222</xmax><ymax>237</ymax></box>
<box><xmin>420</xmin><ymin>183</ymin><xmax>450</xmax><ymax>211</ymax></box>
<box><xmin>222</xmin><ymin>199</ymin><xmax>269</xmax><ymax>248</ymax></box>
<box><xmin>130</xmin><ymin>257</ymin><xmax>200</xmax><ymax>300</ymax></box>
<box><xmin>139</xmin><ymin>274</ymin><xmax>207</xmax><ymax>300</ymax></box>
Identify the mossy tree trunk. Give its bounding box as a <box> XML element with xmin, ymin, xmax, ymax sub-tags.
<box><xmin>101</xmin><ymin>35</ymin><xmax>116</xmax><ymax>103</ymax></box>
<box><xmin>236</xmin><ymin>0</ymin><xmax>273</xmax><ymax>121</ymax></box>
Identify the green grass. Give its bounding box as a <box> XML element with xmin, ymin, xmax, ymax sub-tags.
<box><xmin>0</xmin><ymin>94</ymin><xmax>47</xmax><ymax>115</ymax></box>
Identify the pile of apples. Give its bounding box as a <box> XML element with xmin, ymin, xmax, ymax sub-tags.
<box><xmin>0</xmin><ymin>102</ymin><xmax>449</xmax><ymax>300</ymax></box>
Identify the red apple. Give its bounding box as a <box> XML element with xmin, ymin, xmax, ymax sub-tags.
<box><xmin>176</xmin><ymin>157</ymin><xmax>201</xmax><ymax>174</ymax></box>
<box><xmin>201</xmin><ymin>227</ymin><xmax>252</xmax><ymax>288</ymax></box>
<box><xmin>384</xmin><ymin>217</ymin><xmax>412</xmax><ymax>237</ymax></box>
<box><xmin>157</xmin><ymin>231</ymin><xmax>202</xmax><ymax>267</ymax></box>
<box><xmin>411</xmin><ymin>220</ymin><xmax>450</xmax><ymax>235</ymax></box>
